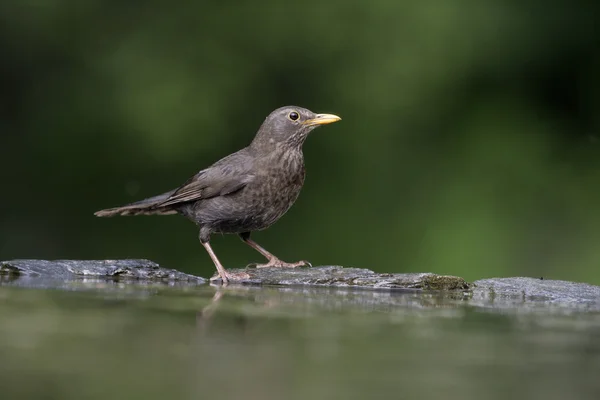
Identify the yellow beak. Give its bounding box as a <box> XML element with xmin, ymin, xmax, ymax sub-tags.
<box><xmin>303</xmin><ymin>113</ymin><xmax>342</xmax><ymax>126</ymax></box>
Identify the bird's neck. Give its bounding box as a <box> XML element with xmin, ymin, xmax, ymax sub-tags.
<box><xmin>250</xmin><ymin>142</ymin><xmax>305</xmax><ymax>171</ymax></box>
<box><xmin>249</xmin><ymin>136</ymin><xmax>306</xmax><ymax>154</ymax></box>
<box><xmin>274</xmin><ymin>145</ymin><xmax>305</xmax><ymax>177</ymax></box>
<box><xmin>283</xmin><ymin>132</ymin><xmax>309</xmax><ymax>149</ymax></box>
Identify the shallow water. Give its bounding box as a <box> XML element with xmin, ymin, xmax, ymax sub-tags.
<box><xmin>1</xmin><ymin>281</ymin><xmax>599</xmax><ymax>400</ymax></box>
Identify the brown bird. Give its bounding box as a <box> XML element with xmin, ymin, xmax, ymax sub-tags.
<box><xmin>95</xmin><ymin>106</ymin><xmax>341</xmax><ymax>283</ymax></box>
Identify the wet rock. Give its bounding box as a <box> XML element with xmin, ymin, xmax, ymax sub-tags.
<box><xmin>0</xmin><ymin>259</ymin><xmax>205</xmax><ymax>284</ymax></box>
<box><xmin>212</xmin><ymin>266</ymin><xmax>471</xmax><ymax>291</ymax></box>
<box><xmin>3</xmin><ymin>260</ymin><xmax>599</xmax><ymax>313</ymax></box>
<box><xmin>471</xmin><ymin>277</ymin><xmax>600</xmax><ymax>311</ymax></box>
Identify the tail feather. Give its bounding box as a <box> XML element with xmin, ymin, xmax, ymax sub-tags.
<box><xmin>94</xmin><ymin>191</ymin><xmax>178</xmax><ymax>217</ymax></box>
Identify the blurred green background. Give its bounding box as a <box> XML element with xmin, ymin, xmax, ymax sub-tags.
<box><xmin>1</xmin><ymin>0</ymin><xmax>599</xmax><ymax>283</ymax></box>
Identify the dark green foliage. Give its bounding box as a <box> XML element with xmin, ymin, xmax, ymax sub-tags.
<box><xmin>1</xmin><ymin>0</ymin><xmax>599</xmax><ymax>283</ymax></box>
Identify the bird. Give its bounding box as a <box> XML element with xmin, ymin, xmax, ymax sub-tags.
<box><xmin>95</xmin><ymin>106</ymin><xmax>341</xmax><ymax>283</ymax></box>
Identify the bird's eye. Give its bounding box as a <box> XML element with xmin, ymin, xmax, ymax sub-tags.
<box><xmin>288</xmin><ymin>111</ymin><xmax>299</xmax><ymax>121</ymax></box>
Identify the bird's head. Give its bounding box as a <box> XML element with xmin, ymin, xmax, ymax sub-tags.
<box><xmin>250</xmin><ymin>106</ymin><xmax>341</xmax><ymax>151</ymax></box>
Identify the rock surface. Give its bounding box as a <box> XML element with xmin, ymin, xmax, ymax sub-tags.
<box><xmin>2</xmin><ymin>260</ymin><xmax>600</xmax><ymax>312</ymax></box>
<box><xmin>471</xmin><ymin>277</ymin><xmax>600</xmax><ymax>311</ymax></box>
<box><xmin>0</xmin><ymin>259</ymin><xmax>205</xmax><ymax>284</ymax></box>
<box><xmin>214</xmin><ymin>265</ymin><xmax>470</xmax><ymax>291</ymax></box>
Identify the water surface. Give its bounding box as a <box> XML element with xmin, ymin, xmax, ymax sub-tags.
<box><xmin>1</xmin><ymin>281</ymin><xmax>599</xmax><ymax>400</ymax></box>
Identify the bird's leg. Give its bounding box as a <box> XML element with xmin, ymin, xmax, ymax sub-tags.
<box><xmin>239</xmin><ymin>232</ymin><xmax>310</xmax><ymax>268</ymax></box>
<box><xmin>201</xmin><ymin>240</ymin><xmax>231</xmax><ymax>283</ymax></box>
<box><xmin>200</xmin><ymin>234</ymin><xmax>250</xmax><ymax>283</ymax></box>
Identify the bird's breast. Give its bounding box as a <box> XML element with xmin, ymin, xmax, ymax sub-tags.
<box><xmin>251</xmin><ymin>152</ymin><xmax>305</xmax><ymax>220</ymax></box>
<box><xmin>197</xmin><ymin>150</ymin><xmax>306</xmax><ymax>234</ymax></box>
<box><xmin>228</xmin><ymin>150</ymin><xmax>302</xmax><ymax>228</ymax></box>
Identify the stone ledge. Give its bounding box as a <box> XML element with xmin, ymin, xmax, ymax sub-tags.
<box><xmin>1</xmin><ymin>259</ymin><xmax>205</xmax><ymax>283</ymax></box>
<box><xmin>215</xmin><ymin>265</ymin><xmax>470</xmax><ymax>291</ymax></box>
<box><xmin>3</xmin><ymin>260</ymin><xmax>600</xmax><ymax>311</ymax></box>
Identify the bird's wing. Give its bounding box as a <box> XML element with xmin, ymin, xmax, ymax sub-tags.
<box><xmin>157</xmin><ymin>150</ymin><xmax>255</xmax><ymax>208</ymax></box>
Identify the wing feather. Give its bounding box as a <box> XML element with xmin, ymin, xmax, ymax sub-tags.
<box><xmin>156</xmin><ymin>150</ymin><xmax>255</xmax><ymax>208</ymax></box>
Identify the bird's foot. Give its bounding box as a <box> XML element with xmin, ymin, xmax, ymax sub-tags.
<box><xmin>247</xmin><ymin>258</ymin><xmax>312</xmax><ymax>269</ymax></box>
<box><xmin>209</xmin><ymin>270</ymin><xmax>250</xmax><ymax>285</ymax></box>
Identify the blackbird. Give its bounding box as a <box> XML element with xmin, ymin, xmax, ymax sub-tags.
<box><xmin>95</xmin><ymin>106</ymin><xmax>341</xmax><ymax>283</ymax></box>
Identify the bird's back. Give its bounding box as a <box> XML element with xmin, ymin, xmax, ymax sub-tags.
<box><xmin>184</xmin><ymin>146</ymin><xmax>306</xmax><ymax>234</ymax></box>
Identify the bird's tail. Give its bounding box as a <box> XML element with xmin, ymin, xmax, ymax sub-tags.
<box><xmin>94</xmin><ymin>191</ymin><xmax>178</xmax><ymax>217</ymax></box>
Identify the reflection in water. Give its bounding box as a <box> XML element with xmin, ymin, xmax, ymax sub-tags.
<box><xmin>196</xmin><ymin>285</ymin><xmax>468</xmax><ymax>333</ymax></box>
<box><xmin>0</xmin><ymin>283</ymin><xmax>599</xmax><ymax>400</ymax></box>
<box><xmin>196</xmin><ymin>289</ymin><xmax>224</xmax><ymax>331</ymax></box>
